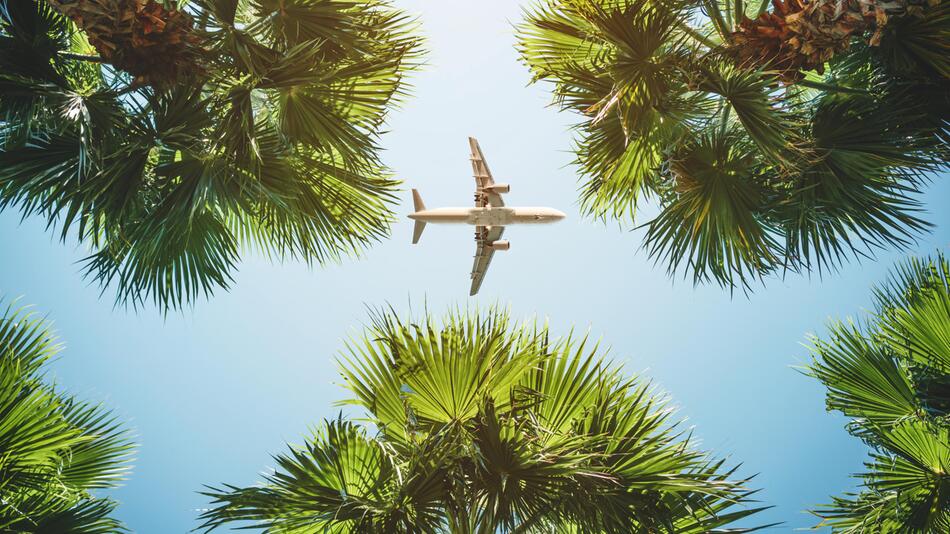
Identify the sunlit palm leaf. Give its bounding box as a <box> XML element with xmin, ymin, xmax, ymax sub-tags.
<box><xmin>201</xmin><ymin>418</ymin><xmax>447</xmax><ymax>533</ymax></box>
<box><xmin>642</xmin><ymin>127</ymin><xmax>782</xmax><ymax>289</ymax></box>
<box><xmin>875</xmin><ymin>253</ymin><xmax>950</xmax><ymax>373</ymax></box>
<box><xmin>808</xmin><ymin>252</ymin><xmax>950</xmax><ymax>530</ymax></box>
<box><xmin>519</xmin><ymin>0</ymin><xmax>946</xmax><ymax>292</ymax></box>
<box><xmin>203</xmin><ymin>306</ymin><xmax>769</xmax><ymax>532</ymax></box>
<box><xmin>0</xmin><ymin>0</ymin><xmax>423</xmax><ymax>310</ymax></box>
<box><xmin>0</xmin><ymin>299</ymin><xmax>134</xmax><ymax>532</ymax></box>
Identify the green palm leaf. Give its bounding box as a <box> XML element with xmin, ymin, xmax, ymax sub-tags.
<box><xmin>642</xmin><ymin>127</ymin><xmax>782</xmax><ymax>289</ymax></box>
<box><xmin>519</xmin><ymin>0</ymin><xmax>947</xmax><ymax>292</ymax></box>
<box><xmin>808</xmin><ymin>252</ymin><xmax>950</xmax><ymax>531</ymax></box>
<box><xmin>202</xmin><ymin>306</ymin><xmax>770</xmax><ymax>532</ymax></box>
<box><xmin>0</xmin><ymin>299</ymin><xmax>134</xmax><ymax>532</ymax></box>
<box><xmin>0</xmin><ymin>0</ymin><xmax>424</xmax><ymax>310</ymax></box>
<box><xmin>806</xmin><ymin>322</ymin><xmax>919</xmax><ymax>428</ymax></box>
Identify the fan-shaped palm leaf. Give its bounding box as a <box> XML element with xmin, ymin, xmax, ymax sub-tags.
<box><xmin>808</xmin><ymin>252</ymin><xmax>950</xmax><ymax>531</ymax></box>
<box><xmin>0</xmin><ymin>0</ymin><xmax>423</xmax><ymax>310</ymax></box>
<box><xmin>201</xmin><ymin>306</ymin><xmax>770</xmax><ymax>532</ymax></box>
<box><xmin>0</xmin><ymin>299</ymin><xmax>134</xmax><ymax>532</ymax></box>
<box><xmin>519</xmin><ymin>0</ymin><xmax>947</xmax><ymax>291</ymax></box>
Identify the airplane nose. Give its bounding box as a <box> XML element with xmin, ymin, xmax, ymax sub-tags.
<box><xmin>553</xmin><ymin>209</ymin><xmax>566</xmax><ymax>220</ymax></box>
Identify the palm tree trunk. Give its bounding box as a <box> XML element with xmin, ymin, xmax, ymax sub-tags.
<box><xmin>729</xmin><ymin>0</ymin><xmax>915</xmax><ymax>80</ymax></box>
<box><xmin>44</xmin><ymin>0</ymin><xmax>202</xmax><ymax>86</ymax></box>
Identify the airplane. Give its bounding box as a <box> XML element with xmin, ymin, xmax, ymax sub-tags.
<box><xmin>409</xmin><ymin>137</ymin><xmax>566</xmax><ymax>295</ymax></box>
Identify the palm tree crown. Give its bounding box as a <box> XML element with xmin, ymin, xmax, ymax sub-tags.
<box><xmin>806</xmin><ymin>252</ymin><xmax>950</xmax><ymax>531</ymax></box>
<box><xmin>0</xmin><ymin>299</ymin><xmax>134</xmax><ymax>532</ymax></box>
<box><xmin>518</xmin><ymin>0</ymin><xmax>947</xmax><ymax>291</ymax></box>
<box><xmin>0</xmin><ymin>0</ymin><xmax>422</xmax><ymax>310</ymax></box>
<box><xmin>200</xmin><ymin>307</ymin><xmax>771</xmax><ymax>533</ymax></box>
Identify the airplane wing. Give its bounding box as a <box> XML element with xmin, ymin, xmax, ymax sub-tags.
<box><xmin>469</xmin><ymin>137</ymin><xmax>504</xmax><ymax>208</ymax></box>
<box><xmin>470</xmin><ymin>225</ymin><xmax>504</xmax><ymax>295</ymax></box>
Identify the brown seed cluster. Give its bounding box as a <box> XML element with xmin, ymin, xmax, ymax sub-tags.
<box><xmin>728</xmin><ymin>0</ymin><xmax>899</xmax><ymax>81</ymax></box>
<box><xmin>50</xmin><ymin>0</ymin><xmax>204</xmax><ymax>87</ymax></box>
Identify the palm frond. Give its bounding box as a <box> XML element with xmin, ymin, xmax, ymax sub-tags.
<box><xmin>642</xmin><ymin>127</ymin><xmax>782</xmax><ymax>290</ymax></box>
<box><xmin>875</xmin><ymin>253</ymin><xmax>950</xmax><ymax>373</ymax></box>
<box><xmin>519</xmin><ymin>0</ymin><xmax>947</xmax><ymax>292</ymax></box>
<box><xmin>807</xmin><ymin>251</ymin><xmax>950</xmax><ymax>530</ymax></box>
<box><xmin>874</xmin><ymin>2</ymin><xmax>950</xmax><ymax>81</ymax></box>
<box><xmin>807</xmin><ymin>321</ymin><xmax>919</xmax><ymax>429</ymax></box>
<box><xmin>0</xmin><ymin>298</ymin><xmax>133</xmax><ymax>532</ymax></box>
<box><xmin>201</xmin><ymin>417</ymin><xmax>446</xmax><ymax>533</ymax></box>
<box><xmin>0</xmin><ymin>0</ymin><xmax>424</xmax><ymax>311</ymax></box>
<box><xmin>204</xmin><ymin>306</ymin><xmax>770</xmax><ymax>532</ymax></box>
<box><xmin>519</xmin><ymin>0</ymin><xmax>704</xmax><ymax>219</ymax></box>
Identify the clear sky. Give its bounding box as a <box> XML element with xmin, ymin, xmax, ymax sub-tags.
<box><xmin>1</xmin><ymin>1</ymin><xmax>948</xmax><ymax>532</ymax></box>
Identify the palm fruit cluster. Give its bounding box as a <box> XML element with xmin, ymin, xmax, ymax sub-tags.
<box><xmin>729</xmin><ymin>0</ymin><xmax>912</xmax><ymax>80</ymax></box>
<box><xmin>47</xmin><ymin>0</ymin><xmax>203</xmax><ymax>86</ymax></box>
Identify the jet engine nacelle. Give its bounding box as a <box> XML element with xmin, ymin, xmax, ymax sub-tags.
<box><xmin>488</xmin><ymin>240</ymin><xmax>510</xmax><ymax>251</ymax></box>
<box><xmin>485</xmin><ymin>183</ymin><xmax>510</xmax><ymax>194</ymax></box>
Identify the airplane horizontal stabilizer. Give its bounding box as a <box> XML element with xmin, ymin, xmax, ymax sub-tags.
<box><xmin>412</xmin><ymin>220</ymin><xmax>426</xmax><ymax>244</ymax></box>
<box><xmin>412</xmin><ymin>189</ymin><xmax>426</xmax><ymax>212</ymax></box>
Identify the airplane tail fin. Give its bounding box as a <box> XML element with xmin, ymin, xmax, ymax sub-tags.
<box><xmin>412</xmin><ymin>220</ymin><xmax>426</xmax><ymax>244</ymax></box>
<box><xmin>412</xmin><ymin>189</ymin><xmax>426</xmax><ymax>212</ymax></box>
<box><xmin>411</xmin><ymin>189</ymin><xmax>426</xmax><ymax>244</ymax></box>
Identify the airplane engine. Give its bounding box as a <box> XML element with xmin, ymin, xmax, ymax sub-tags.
<box><xmin>488</xmin><ymin>240</ymin><xmax>510</xmax><ymax>251</ymax></box>
<box><xmin>486</xmin><ymin>183</ymin><xmax>510</xmax><ymax>194</ymax></box>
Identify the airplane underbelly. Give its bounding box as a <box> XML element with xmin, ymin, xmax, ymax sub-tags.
<box><xmin>414</xmin><ymin>208</ymin><xmax>470</xmax><ymax>223</ymax></box>
<box><xmin>469</xmin><ymin>209</ymin><xmax>511</xmax><ymax>226</ymax></box>
<box><xmin>512</xmin><ymin>215</ymin><xmax>549</xmax><ymax>224</ymax></box>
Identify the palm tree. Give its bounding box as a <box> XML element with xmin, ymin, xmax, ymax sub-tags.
<box><xmin>806</xmin><ymin>252</ymin><xmax>950</xmax><ymax>531</ymax></box>
<box><xmin>518</xmin><ymin>0</ymin><xmax>947</xmax><ymax>291</ymax></box>
<box><xmin>199</xmin><ymin>307</ymin><xmax>772</xmax><ymax>532</ymax></box>
<box><xmin>0</xmin><ymin>0</ymin><xmax>422</xmax><ymax>310</ymax></box>
<box><xmin>0</xmin><ymin>299</ymin><xmax>134</xmax><ymax>532</ymax></box>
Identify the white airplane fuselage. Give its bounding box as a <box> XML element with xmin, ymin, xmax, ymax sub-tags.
<box><xmin>410</xmin><ymin>136</ymin><xmax>566</xmax><ymax>294</ymax></box>
<box><xmin>408</xmin><ymin>206</ymin><xmax>565</xmax><ymax>226</ymax></box>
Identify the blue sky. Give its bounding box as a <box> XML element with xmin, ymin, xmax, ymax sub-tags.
<box><xmin>1</xmin><ymin>1</ymin><xmax>948</xmax><ymax>532</ymax></box>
